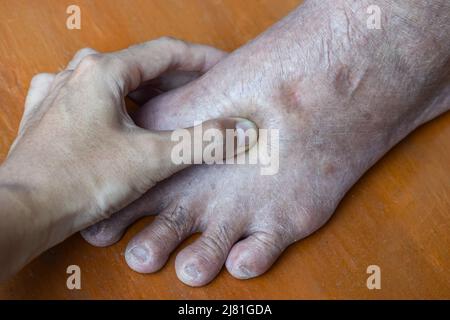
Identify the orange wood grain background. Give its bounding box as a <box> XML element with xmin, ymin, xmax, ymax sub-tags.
<box><xmin>0</xmin><ymin>0</ymin><xmax>449</xmax><ymax>299</ymax></box>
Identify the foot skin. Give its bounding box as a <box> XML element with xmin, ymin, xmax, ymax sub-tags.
<box><xmin>82</xmin><ymin>1</ymin><xmax>450</xmax><ymax>286</ymax></box>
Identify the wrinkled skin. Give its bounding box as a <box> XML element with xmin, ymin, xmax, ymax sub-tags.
<box><xmin>82</xmin><ymin>0</ymin><xmax>450</xmax><ymax>286</ymax></box>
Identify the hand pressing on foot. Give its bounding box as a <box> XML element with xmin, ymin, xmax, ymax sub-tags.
<box><xmin>83</xmin><ymin>0</ymin><xmax>450</xmax><ymax>286</ymax></box>
<box><xmin>0</xmin><ymin>38</ymin><xmax>257</xmax><ymax>281</ymax></box>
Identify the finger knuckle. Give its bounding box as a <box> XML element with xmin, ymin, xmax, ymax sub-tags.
<box><xmin>76</xmin><ymin>53</ymin><xmax>103</xmax><ymax>71</ymax></box>
<box><xmin>30</xmin><ymin>73</ymin><xmax>54</xmax><ymax>86</ymax></box>
<box><xmin>76</xmin><ymin>47</ymin><xmax>96</xmax><ymax>57</ymax></box>
<box><xmin>156</xmin><ymin>36</ymin><xmax>188</xmax><ymax>51</ymax></box>
<box><xmin>155</xmin><ymin>36</ymin><xmax>178</xmax><ymax>44</ymax></box>
<box><xmin>54</xmin><ymin>70</ymin><xmax>72</xmax><ymax>83</ymax></box>
<box><xmin>99</xmin><ymin>54</ymin><xmax>130</xmax><ymax>80</ymax></box>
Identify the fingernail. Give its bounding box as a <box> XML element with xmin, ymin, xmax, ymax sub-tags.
<box><xmin>182</xmin><ymin>263</ymin><xmax>201</xmax><ymax>281</ymax></box>
<box><xmin>235</xmin><ymin>119</ymin><xmax>257</xmax><ymax>148</ymax></box>
<box><xmin>126</xmin><ymin>245</ymin><xmax>149</xmax><ymax>265</ymax></box>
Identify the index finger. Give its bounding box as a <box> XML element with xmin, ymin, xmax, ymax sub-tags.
<box><xmin>105</xmin><ymin>37</ymin><xmax>225</xmax><ymax>95</ymax></box>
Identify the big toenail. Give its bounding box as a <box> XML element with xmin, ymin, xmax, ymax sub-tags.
<box><xmin>126</xmin><ymin>246</ymin><xmax>149</xmax><ymax>264</ymax></box>
<box><xmin>183</xmin><ymin>263</ymin><xmax>200</xmax><ymax>281</ymax></box>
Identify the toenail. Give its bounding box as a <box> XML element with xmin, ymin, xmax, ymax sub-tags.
<box><xmin>126</xmin><ymin>246</ymin><xmax>149</xmax><ymax>264</ymax></box>
<box><xmin>85</xmin><ymin>224</ymin><xmax>101</xmax><ymax>236</ymax></box>
<box><xmin>235</xmin><ymin>265</ymin><xmax>255</xmax><ymax>279</ymax></box>
<box><xmin>182</xmin><ymin>263</ymin><xmax>201</xmax><ymax>281</ymax></box>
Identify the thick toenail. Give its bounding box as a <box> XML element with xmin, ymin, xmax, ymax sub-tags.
<box><xmin>235</xmin><ymin>265</ymin><xmax>255</xmax><ymax>279</ymax></box>
<box><xmin>126</xmin><ymin>246</ymin><xmax>149</xmax><ymax>264</ymax></box>
<box><xmin>183</xmin><ymin>263</ymin><xmax>201</xmax><ymax>281</ymax></box>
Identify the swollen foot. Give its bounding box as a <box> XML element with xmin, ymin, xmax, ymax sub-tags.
<box><xmin>82</xmin><ymin>0</ymin><xmax>450</xmax><ymax>286</ymax></box>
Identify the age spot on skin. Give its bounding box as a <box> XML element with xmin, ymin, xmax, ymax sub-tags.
<box><xmin>322</xmin><ymin>162</ymin><xmax>337</xmax><ymax>177</ymax></box>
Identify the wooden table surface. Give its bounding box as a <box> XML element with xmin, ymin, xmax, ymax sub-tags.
<box><xmin>0</xmin><ymin>0</ymin><xmax>449</xmax><ymax>299</ymax></box>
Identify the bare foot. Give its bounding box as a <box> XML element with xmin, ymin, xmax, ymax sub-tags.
<box><xmin>82</xmin><ymin>0</ymin><xmax>450</xmax><ymax>286</ymax></box>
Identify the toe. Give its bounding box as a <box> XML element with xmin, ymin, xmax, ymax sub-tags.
<box><xmin>81</xmin><ymin>218</ymin><xmax>126</xmax><ymax>247</ymax></box>
<box><xmin>81</xmin><ymin>190</ymin><xmax>163</xmax><ymax>247</ymax></box>
<box><xmin>225</xmin><ymin>230</ymin><xmax>289</xmax><ymax>280</ymax></box>
<box><xmin>125</xmin><ymin>203</ymin><xmax>195</xmax><ymax>273</ymax></box>
<box><xmin>175</xmin><ymin>223</ymin><xmax>242</xmax><ymax>287</ymax></box>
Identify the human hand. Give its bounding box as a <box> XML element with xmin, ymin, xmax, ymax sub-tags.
<box><xmin>0</xmin><ymin>38</ymin><xmax>257</xmax><ymax>279</ymax></box>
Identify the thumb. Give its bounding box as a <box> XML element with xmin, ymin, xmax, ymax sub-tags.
<box><xmin>137</xmin><ymin>117</ymin><xmax>258</xmax><ymax>181</ymax></box>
